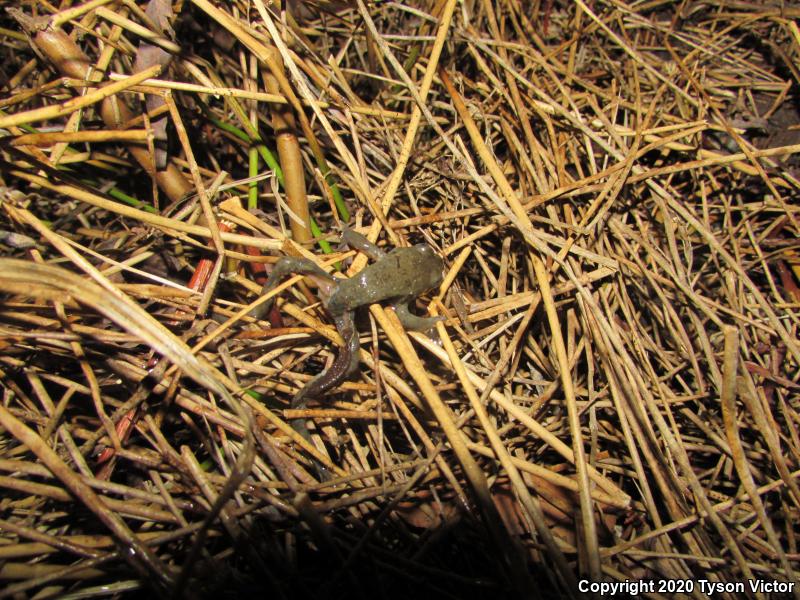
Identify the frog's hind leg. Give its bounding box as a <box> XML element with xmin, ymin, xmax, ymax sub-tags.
<box><xmin>290</xmin><ymin>310</ymin><xmax>359</xmax><ymax>410</ymax></box>
<box><xmin>249</xmin><ymin>257</ymin><xmax>336</xmax><ymax>320</ymax></box>
<box><xmin>289</xmin><ymin>311</ymin><xmax>359</xmax><ymax>481</ymax></box>
<box><xmin>393</xmin><ymin>301</ymin><xmax>444</xmax><ymax>332</ymax></box>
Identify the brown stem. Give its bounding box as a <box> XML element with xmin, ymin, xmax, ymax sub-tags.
<box><xmin>263</xmin><ymin>46</ymin><xmax>312</xmax><ymax>244</ymax></box>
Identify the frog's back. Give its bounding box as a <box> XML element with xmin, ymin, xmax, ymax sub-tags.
<box><xmin>327</xmin><ymin>245</ymin><xmax>443</xmax><ymax>315</ymax></box>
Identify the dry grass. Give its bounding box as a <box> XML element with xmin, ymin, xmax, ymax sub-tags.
<box><xmin>1</xmin><ymin>0</ymin><xmax>800</xmax><ymax>597</ymax></box>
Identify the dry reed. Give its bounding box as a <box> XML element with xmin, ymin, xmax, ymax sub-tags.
<box><xmin>1</xmin><ymin>1</ymin><xmax>799</xmax><ymax>598</ymax></box>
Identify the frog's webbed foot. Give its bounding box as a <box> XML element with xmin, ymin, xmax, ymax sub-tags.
<box><xmin>342</xmin><ymin>226</ymin><xmax>386</xmax><ymax>261</ymax></box>
<box><xmin>250</xmin><ymin>257</ymin><xmax>335</xmax><ymax>320</ymax></box>
<box><xmin>393</xmin><ymin>302</ymin><xmax>444</xmax><ymax>333</ymax></box>
<box><xmin>288</xmin><ymin>418</ymin><xmax>332</xmax><ymax>481</ymax></box>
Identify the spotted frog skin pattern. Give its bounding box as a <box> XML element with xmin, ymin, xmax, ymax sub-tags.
<box><xmin>251</xmin><ymin>228</ymin><xmax>444</xmax><ymax>452</ymax></box>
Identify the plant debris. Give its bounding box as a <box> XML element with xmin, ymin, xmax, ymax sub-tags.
<box><xmin>1</xmin><ymin>1</ymin><xmax>800</xmax><ymax>598</ymax></box>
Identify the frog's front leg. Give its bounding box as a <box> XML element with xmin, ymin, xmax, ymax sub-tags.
<box><xmin>342</xmin><ymin>227</ymin><xmax>386</xmax><ymax>261</ymax></box>
<box><xmin>393</xmin><ymin>300</ymin><xmax>444</xmax><ymax>332</ymax></box>
<box><xmin>249</xmin><ymin>257</ymin><xmax>336</xmax><ymax>320</ymax></box>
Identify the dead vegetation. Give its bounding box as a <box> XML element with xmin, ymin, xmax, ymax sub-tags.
<box><xmin>1</xmin><ymin>0</ymin><xmax>800</xmax><ymax>598</ymax></box>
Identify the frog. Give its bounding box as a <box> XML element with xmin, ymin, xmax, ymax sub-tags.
<box><xmin>250</xmin><ymin>227</ymin><xmax>445</xmax><ymax>460</ymax></box>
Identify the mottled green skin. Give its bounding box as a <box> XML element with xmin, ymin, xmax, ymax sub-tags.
<box><xmin>326</xmin><ymin>240</ymin><xmax>444</xmax><ymax>330</ymax></box>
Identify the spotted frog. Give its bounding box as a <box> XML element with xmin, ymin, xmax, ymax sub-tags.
<box><xmin>251</xmin><ymin>228</ymin><xmax>444</xmax><ymax>444</ymax></box>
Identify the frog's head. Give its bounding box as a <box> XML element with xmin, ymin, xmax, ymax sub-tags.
<box><xmin>413</xmin><ymin>244</ymin><xmax>445</xmax><ymax>289</ymax></box>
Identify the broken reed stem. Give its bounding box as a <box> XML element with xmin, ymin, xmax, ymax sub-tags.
<box><xmin>29</xmin><ymin>27</ymin><xmax>192</xmax><ymax>202</ymax></box>
<box><xmin>263</xmin><ymin>45</ymin><xmax>312</xmax><ymax>245</ymax></box>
